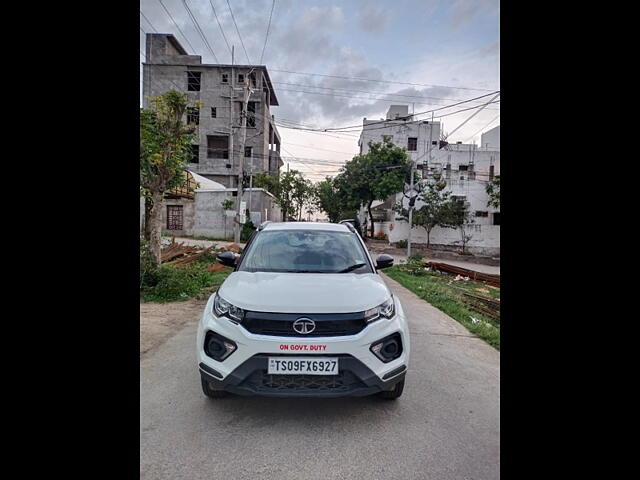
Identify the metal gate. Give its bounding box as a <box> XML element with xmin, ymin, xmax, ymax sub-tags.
<box><xmin>167</xmin><ymin>205</ymin><xmax>183</xmax><ymax>230</ymax></box>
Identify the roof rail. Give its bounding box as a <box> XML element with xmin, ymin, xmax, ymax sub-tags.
<box><xmin>258</xmin><ymin>220</ymin><xmax>272</xmax><ymax>231</ymax></box>
<box><xmin>340</xmin><ymin>220</ymin><xmax>357</xmax><ymax>233</ymax></box>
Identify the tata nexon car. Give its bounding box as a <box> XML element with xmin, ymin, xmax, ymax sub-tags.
<box><xmin>196</xmin><ymin>221</ymin><xmax>410</xmax><ymax>399</ymax></box>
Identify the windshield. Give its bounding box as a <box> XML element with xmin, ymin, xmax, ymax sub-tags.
<box><xmin>239</xmin><ymin>230</ymin><xmax>372</xmax><ymax>273</ymax></box>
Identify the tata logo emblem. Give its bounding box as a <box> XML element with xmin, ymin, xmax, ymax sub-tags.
<box><xmin>293</xmin><ymin>317</ymin><xmax>316</xmax><ymax>335</ymax></box>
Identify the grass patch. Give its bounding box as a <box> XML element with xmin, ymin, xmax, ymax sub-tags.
<box><xmin>140</xmin><ymin>240</ymin><xmax>232</xmax><ymax>302</ymax></box>
<box><xmin>384</xmin><ymin>265</ymin><xmax>500</xmax><ymax>350</ymax></box>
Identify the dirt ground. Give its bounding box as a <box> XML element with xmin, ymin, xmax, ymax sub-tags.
<box><xmin>140</xmin><ymin>299</ymin><xmax>207</xmax><ymax>358</ymax></box>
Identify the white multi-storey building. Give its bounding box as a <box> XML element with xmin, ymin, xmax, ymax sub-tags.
<box><xmin>359</xmin><ymin>105</ymin><xmax>441</xmax><ymax>166</ymax></box>
<box><xmin>359</xmin><ymin>106</ymin><xmax>500</xmax><ymax>257</ymax></box>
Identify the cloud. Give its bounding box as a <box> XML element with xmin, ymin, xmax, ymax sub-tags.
<box><xmin>266</xmin><ymin>6</ymin><xmax>344</xmax><ymax>70</ymax></box>
<box><xmin>357</xmin><ymin>2</ymin><xmax>391</xmax><ymax>34</ymax></box>
<box><xmin>449</xmin><ymin>0</ymin><xmax>499</xmax><ymax>29</ymax></box>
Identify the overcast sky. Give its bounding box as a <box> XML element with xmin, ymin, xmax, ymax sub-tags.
<box><xmin>140</xmin><ymin>0</ymin><xmax>500</xmax><ymax>180</ymax></box>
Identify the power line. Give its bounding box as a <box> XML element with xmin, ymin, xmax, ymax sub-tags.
<box><xmin>158</xmin><ymin>0</ymin><xmax>196</xmax><ymax>54</ymax></box>
<box><xmin>284</xmin><ymin>142</ymin><xmax>357</xmax><ymax>156</ymax></box>
<box><xmin>209</xmin><ymin>0</ymin><xmax>232</xmax><ymax>56</ymax></box>
<box><xmin>274</xmin><ymin>86</ymin><xmax>500</xmax><ymax>111</ymax></box>
<box><xmin>269</xmin><ymin>68</ymin><xmax>497</xmax><ymax>92</ymax></box>
<box><xmin>277</xmin><ymin>100</ymin><xmax>500</xmax><ymax>138</ymax></box>
<box><xmin>182</xmin><ymin>0</ymin><xmax>219</xmax><ymax>63</ymax></box>
<box><xmin>443</xmin><ymin>93</ymin><xmax>500</xmax><ymax>140</ymax></box>
<box><xmin>260</xmin><ymin>0</ymin><xmax>276</xmax><ymax>64</ymax></box>
<box><xmin>140</xmin><ymin>10</ymin><xmax>157</xmax><ymax>32</ymax></box>
<box><xmin>226</xmin><ymin>0</ymin><xmax>251</xmax><ymax>63</ymax></box>
<box><xmin>328</xmin><ymin>92</ymin><xmax>500</xmax><ymax>131</ymax></box>
<box><xmin>329</xmin><ymin>100</ymin><xmax>501</xmax><ymax>134</ymax></box>
<box><xmin>276</xmin><ymin>124</ymin><xmax>361</xmax><ymax>140</ymax></box>
<box><xmin>275</xmin><ymin>91</ymin><xmax>499</xmax><ymax>133</ymax></box>
<box><xmin>463</xmin><ymin>114</ymin><xmax>500</xmax><ymax>143</ymax></box>
<box><xmin>271</xmin><ymin>81</ymin><xmax>501</xmax><ymax>105</ymax></box>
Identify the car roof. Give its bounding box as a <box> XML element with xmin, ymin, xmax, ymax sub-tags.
<box><xmin>261</xmin><ymin>222</ymin><xmax>350</xmax><ymax>232</ymax></box>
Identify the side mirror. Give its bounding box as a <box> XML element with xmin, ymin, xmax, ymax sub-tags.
<box><xmin>217</xmin><ymin>251</ymin><xmax>237</xmax><ymax>267</ymax></box>
<box><xmin>376</xmin><ymin>254</ymin><xmax>394</xmax><ymax>270</ymax></box>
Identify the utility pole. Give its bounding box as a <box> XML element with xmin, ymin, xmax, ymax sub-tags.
<box><xmin>429</xmin><ymin>112</ymin><xmax>434</xmax><ymax>166</ymax></box>
<box><xmin>407</xmin><ymin>161</ymin><xmax>415</xmax><ymax>259</ymax></box>
<box><xmin>234</xmin><ymin>71</ymin><xmax>251</xmax><ymax>243</ymax></box>
<box><xmin>229</xmin><ymin>46</ymin><xmax>234</xmax><ymax>174</ymax></box>
<box><xmin>248</xmin><ymin>148</ymin><xmax>253</xmax><ymax>215</ymax></box>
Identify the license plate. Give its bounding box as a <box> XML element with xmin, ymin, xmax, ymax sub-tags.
<box><xmin>267</xmin><ymin>357</ymin><xmax>339</xmax><ymax>375</ymax></box>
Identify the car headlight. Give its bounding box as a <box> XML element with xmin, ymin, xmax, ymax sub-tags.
<box><xmin>213</xmin><ymin>293</ymin><xmax>245</xmax><ymax>323</ymax></box>
<box><xmin>364</xmin><ymin>296</ymin><xmax>395</xmax><ymax>323</ymax></box>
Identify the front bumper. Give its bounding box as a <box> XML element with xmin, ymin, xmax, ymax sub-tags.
<box><xmin>199</xmin><ymin>355</ymin><xmax>406</xmax><ymax>397</ymax></box>
<box><xmin>196</xmin><ymin>296</ymin><xmax>411</xmax><ymax>398</ymax></box>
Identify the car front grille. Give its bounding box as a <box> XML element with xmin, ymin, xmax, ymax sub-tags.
<box><xmin>241</xmin><ymin>311</ymin><xmax>367</xmax><ymax>337</ymax></box>
<box><xmin>241</xmin><ymin>370</ymin><xmax>364</xmax><ymax>394</ymax></box>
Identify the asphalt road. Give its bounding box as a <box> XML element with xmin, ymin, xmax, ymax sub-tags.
<box><xmin>140</xmin><ymin>274</ymin><xmax>500</xmax><ymax>479</ymax></box>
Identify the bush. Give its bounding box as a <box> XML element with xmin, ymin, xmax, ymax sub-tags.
<box><xmin>140</xmin><ymin>236</ymin><xmax>231</xmax><ymax>302</ymax></box>
<box><xmin>396</xmin><ymin>239</ymin><xmax>407</xmax><ymax>248</ymax></box>
<box><xmin>241</xmin><ymin>219</ymin><xmax>256</xmax><ymax>242</ymax></box>
<box><xmin>374</xmin><ymin>231</ymin><xmax>388</xmax><ymax>240</ymax></box>
<box><xmin>140</xmin><ymin>237</ymin><xmax>159</xmax><ymax>288</ymax></box>
<box><xmin>407</xmin><ymin>252</ymin><xmax>424</xmax><ymax>263</ymax></box>
<box><xmin>141</xmin><ymin>264</ymin><xmax>208</xmax><ymax>302</ymax></box>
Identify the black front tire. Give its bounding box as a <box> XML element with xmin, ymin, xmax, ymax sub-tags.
<box><xmin>378</xmin><ymin>379</ymin><xmax>405</xmax><ymax>399</ymax></box>
<box><xmin>201</xmin><ymin>377</ymin><xmax>229</xmax><ymax>398</ymax></box>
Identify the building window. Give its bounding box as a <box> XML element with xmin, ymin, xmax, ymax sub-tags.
<box><xmin>238</xmin><ymin>73</ymin><xmax>245</xmax><ymax>84</ymax></box>
<box><xmin>207</xmin><ymin>135</ymin><xmax>229</xmax><ymax>159</ymax></box>
<box><xmin>459</xmin><ymin>164</ymin><xmax>469</xmax><ymax>171</ymax></box>
<box><xmin>186</xmin><ymin>107</ymin><xmax>199</xmax><ymax>125</ymax></box>
<box><xmin>211</xmin><ymin>107</ymin><xmax>216</xmax><ymax>118</ymax></box>
<box><xmin>493</xmin><ymin>212</ymin><xmax>501</xmax><ymax>225</ymax></box>
<box><xmin>221</xmin><ymin>73</ymin><xmax>229</xmax><ymax>83</ymax></box>
<box><xmin>489</xmin><ymin>165</ymin><xmax>495</xmax><ymax>181</ymax></box>
<box><xmin>187</xmin><ymin>71</ymin><xmax>201</xmax><ymax>91</ymax></box>
<box><xmin>244</xmin><ymin>147</ymin><xmax>252</xmax><ymax>158</ymax></box>
<box><xmin>189</xmin><ymin>145</ymin><xmax>199</xmax><ymax>163</ymax></box>
<box><xmin>249</xmin><ymin>72</ymin><xmax>257</xmax><ymax>87</ymax></box>
<box><xmin>432</xmin><ymin>140</ymin><xmax>438</xmax><ymax>145</ymax></box>
<box><xmin>247</xmin><ymin>101</ymin><xmax>256</xmax><ymax>127</ymax></box>
<box><xmin>475</xmin><ymin>211</ymin><xmax>489</xmax><ymax>217</ymax></box>
<box><xmin>167</xmin><ymin>205</ymin><xmax>184</xmax><ymax>231</ymax></box>
<box><xmin>407</xmin><ymin>137</ymin><xmax>418</xmax><ymax>151</ymax></box>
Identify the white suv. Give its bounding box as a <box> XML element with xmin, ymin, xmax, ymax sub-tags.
<box><xmin>196</xmin><ymin>221</ymin><xmax>410</xmax><ymax>400</ymax></box>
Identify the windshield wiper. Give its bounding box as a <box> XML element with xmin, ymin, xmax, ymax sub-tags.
<box><xmin>337</xmin><ymin>263</ymin><xmax>367</xmax><ymax>273</ymax></box>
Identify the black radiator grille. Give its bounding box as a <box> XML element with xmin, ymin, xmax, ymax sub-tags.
<box><xmin>241</xmin><ymin>370</ymin><xmax>365</xmax><ymax>393</ymax></box>
<box><xmin>241</xmin><ymin>311</ymin><xmax>367</xmax><ymax>337</ymax></box>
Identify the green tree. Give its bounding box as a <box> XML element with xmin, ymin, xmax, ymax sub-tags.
<box><xmin>446</xmin><ymin>199</ymin><xmax>475</xmax><ymax>254</ymax></box>
<box><xmin>334</xmin><ymin>140</ymin><xmax>411</xmax><ymax>237</ymax></box>
<box><xmin>292</xmin><ymin>175</ymin><xmax>313</xmax><ymax>221</ymax></box>
<box><xmin>394</xmin><ymin>173</ymin><xmax>454</xmax><ymax>248</ymax></box>
<box><xmin>140</xmin><ymin>90</ymin><xmax>197</xmax><ymax>264</ymax></box>
<box><xmin>254</xmin><ymin>169</ymin><xmax>308</xmax><ymax>221</ymax></box>
<box><xmin>314</xmin><ymin>177</ymin><xmax>345</xmax><ymax>223</ymax></box>
<box><xmin>486</xmin><ymin>175</ymin><xmax>500</xmax><ymax>208</ymax></box>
